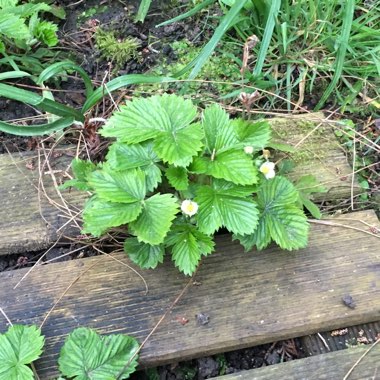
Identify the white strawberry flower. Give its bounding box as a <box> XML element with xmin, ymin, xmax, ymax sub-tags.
<box><xmin>181</xmin><ymin>200</ymin><xmax>198</xmax><ymax>217</ymax></box>
<box><xmin>259</xmin><ymin>161</ymin><xmax>276</xmax><ymax>179</ymax></box>
<box><xmin>244</xmin><ymin>146</ymin><xmax>254</xmax><ymax>154</ymax></box>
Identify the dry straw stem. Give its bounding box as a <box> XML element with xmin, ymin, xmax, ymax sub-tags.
<box><xmin>343</xmin><ymin>338</ymin><xmax>380</xmax><ymax>380</ymax></box>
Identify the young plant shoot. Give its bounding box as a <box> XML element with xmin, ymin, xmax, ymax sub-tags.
<box><xmin>68</xmin><ymin>94</ymin><xmax>309</xmax><ymax>275</ymax></box>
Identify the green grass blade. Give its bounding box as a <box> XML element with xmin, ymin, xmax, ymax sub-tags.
<box><xmin>155</xmin><ymin>0</ymin><xmax>214</xmax><ymax>27</ymax></box>
<box><xmin>0</xmin><ymin>83</ymin><xmax>85</xmax><ymax>121</ymax></box>
<box><xmin>0</xmin><ymin>71</ymin><xmax>31</xmax><ymax>81</ymax></box>
<box><xmin>81</xmin><ymin>74</ymin><xmax>174</xmax><ymax>113</ymax></box>
<box><xmin>253</xmin><ymin>0</ymin><xmax>281</xmax><ymax>77</ymax></box>
<box><xmin>37</xmin><ymin>61</ymin><xmax>94</xmax><ymax>98</ymax></box>
<box><xmin>135</xmin><ymin>0</ymin><xmax>152</xmax><ymax>22</ymax></box>
<box><xmin>174</xmin><ymin>0</ymin><xmax>249</xmax><ymax>79</ymax></box>
<box><xmin>315</xmin><ymin>0</ymin><xmax>355</xmax><ymax>110</ymax></box>
<box><xmin>0</xmin><ymin>117</ymin><xmax>74</xmax><ymax>136</ymax></box>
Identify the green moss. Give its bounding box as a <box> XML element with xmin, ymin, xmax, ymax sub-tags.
<box><xmin>95</xmin><ymin>28</ymin><xmax>140</xmax><ymax>71</ymax></box>
<box><xmin>135</xmin><ymin>40</ymin><xmax>242</xmax><ymax>98</ymax></box>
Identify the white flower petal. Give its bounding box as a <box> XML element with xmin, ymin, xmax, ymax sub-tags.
<box><xmin>181</xmin><ymin>200</ymin><xmax>198</xmax><ymax>217</ymax></box>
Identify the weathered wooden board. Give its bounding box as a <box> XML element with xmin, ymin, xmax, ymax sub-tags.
<box><xmin>0</xmin><ymin>113</ymin><xmax>359</xmax><ymax>255</ymax></box>
<box><xmin>215</xmin><ymin>344</ymin><xmax>380</xmax><ymax>379</ymax></box>
<box><xmin>0</xmin><ymin>210</ymin><xmax>378</xmax><ymax>379</ymax></box>
<box><xmin>0</xmin><ymin>148</ymin><xmax>85</xmax><ymax>255</ymax></box>
<box><xmin>269</xmin><ymin>113</ymin><xmax>360</xmax><ymax>201</ymax></box>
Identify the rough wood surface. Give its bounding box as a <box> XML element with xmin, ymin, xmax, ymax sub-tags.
<box><xmin>0</xmin><ymin>210</ymin><xmax>378</xmax><ymax>379</ymax></box>
<box><xmin>0</xmin><ymin>148</ymin><xmax>85</xmax><ymax>255</ymax></box>
<box><xmin>215</xmin><ymin>344</ymin><xmax>380</xmax><ymax>379</ymax></box>
<box><xmin>269</xmin><ymin>112</ymin><xmax>360</xmax><ymax>201</ymax></box>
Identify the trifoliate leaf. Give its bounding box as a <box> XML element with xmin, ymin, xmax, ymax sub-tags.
<box><xmin>153</xmin><ymin>122</ymin><xmax>204</xmax><ymax>166</ymax></box>
<box><xmin>202</xmin><ymin>103</ymin><xmax>237</xmax><ymax>153</ymax></box>
<box><xmin>106</xmin><ymin>142</ymin><xmax>162</xmax><ymax>192</ymax></box>
<box><xmin>88</xmin><ymin>169</ymin><xmax>146</xmax><ymax>203</ymax></box>
<box><xmin>129</xmin><ymin>193</ymin><xmax>179</xmax><ymax>245</ymax></box>
<box><xmin>82</xmin><ymin>197</ymin><xmax>142</xmax><ymax>237</ymax></box>
<box><xmin>165</xmin><ymin>224</ymin><xmax>214</xmax><ymax>275</ymax></box>
<box><xmin>61</xmin><ymin>159</ymin><xmax>96</xmax><ymax>191</ymax></box>
<box><xmin>100</xmin><ymin>94</ymin><xmax>197</xmax><ymax>143</ymax></box>
<box><xmin>165</xmin><ymin>166</ymin><xmax>189</xmax><ymax>191</ymax></box>
<box><xmin>267</xmin><ymin>206</ymin><xmax>309</xmax><ymax>250</ymax></box>
<box><xmin>0</xmin><ymin>325</ymin><xmax>44</xmax><ymax>380</ymax></box>
<box><xmin>58</xmin><ymin>327</ymin><xmax>139</xmax><ymax>380</ymax></box>
<box><xmin>192</xmin><ymin>149</ymin><xmax>258</xmax><ymax>185</ymax></box>
<box><xmin>124</xmin><ymin>238</ymin><xmax>164</xmax><ymax>269</ymax></box>
<box><xmin>195</xmin><ymin>185</ymin><xmax>259</xmax><ymax>235</ymax></box>
<box><xmin>233</xmin><ymin>119</ymin><xmax>271</xmax><ymax>151</ymax></box>
<box><xmin>239</xmin><ymin>176</ymin><xmax>309</xmax><ymax>251</ymax></box>
<box><xmin>257</xmin><ymin>175</ymin><xmax>299</xmax><ymax>207</ymax></box>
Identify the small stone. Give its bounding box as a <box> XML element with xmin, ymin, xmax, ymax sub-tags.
<box><xmin>342</xmin><ymin>294</ymin><xmax>356</xmax><ymax>309</ymax></box>
<box><xmin>196</xmin><ymin>313</ymin><xmax>210</xmax><ymax>326</ymax></box>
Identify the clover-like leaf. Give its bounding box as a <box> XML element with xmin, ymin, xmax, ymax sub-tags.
<box><xmin>58</xmin><ymin>327</ymin><xmax>139</xmax><ymax>380</ymax></box>
<box><xmin>0</xmin><ymin>325</ymin><xmax>44</xmax><ymax>380</ymax></box>
<box><xmin>165</xmin><ymin>223</ymin><xmax>214</xmax><ymax>275</ymax></box>
<box><xmin>124</xmin><ymin>238</ymin><xmax>164</xmax><ymax>269</ymax></box>
<box><xmin>195</xmin><ymin>185</ymin><xmax>259</xmax><ymax>235</ymax></box>
<box><xmin>129</xmin><ymin>193</ymin><xmax>179</xmax><ymax>245</ymax></box>
<box><xmin>82</xmin><ymin>197</ymin><xmax>142</xmax><ymax>237</ymax></box>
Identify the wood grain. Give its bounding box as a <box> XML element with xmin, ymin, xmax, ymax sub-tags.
<box><xmin>0</xmin><ymin>148</ymin><xmax>85</xmax><ymax>255</ymax></box>
<box><xmin>0</xmin><ymin>210</ymin><xmax>378</xmax><ymax>379</ymax></box>
<box><xmin>215</xmin><ymin>344</ymin><xmax>380</xmax><ymax>379</ymax></box>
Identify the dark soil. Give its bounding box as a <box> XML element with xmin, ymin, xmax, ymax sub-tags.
<box><xmin>131</xmin><ymin>339</ymin><xmax>305</xmax><ymax>380</ymax></box>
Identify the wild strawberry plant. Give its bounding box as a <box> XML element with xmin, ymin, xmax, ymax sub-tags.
<box><xmin>67</xmin><ymin>94</ymin><xmax>310</xmax><ymax>275</ymax></box>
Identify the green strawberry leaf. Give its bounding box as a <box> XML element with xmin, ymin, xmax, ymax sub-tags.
<box><xmin>165</xmin><ymin>166</ymin><xmax>189</xmax><ymax>191</ymax></box>
<box><xmin>61</xmin><ymin>159</ymin><xmax>96</xmax><ymax>191</ymax></box>
<box><xmin>165</xmin><ymin>223</ymin><xmax>214</xmax><ymax>275</ymax></box>
<box><xmin>129</xmin><ymin>193</ymin><xmax>179</xmax><ymax>245</ymax></box>
<box><xmin>0</xmin><ymin>325</ymin><xmax>44</xmax><ymax>380</ymax></box>
<box><xmin>106</xmin><ymin>142</ymin><xmax>162</xmax><ymax>192</ymax></box>
<box><xmin>153</xmin><ymin>122</ymin><xmax>204</xmax><ymax>166</ymax></box>
<box><xmin>195</xmin><ymin>185</ymin><xmax>259</xmax><ymax>235</ymax></box>
<box><xmin>82</xmin><ymin>197</ymin><xmax>142</xmax><ymax>237</ymax></box>
<box><xmin>202</xmin><ymin>103</ymin><xmax>237</xmax><ymax>153</ymax></box>
<box><xmin>124</xmin><ymin>238</ymin><xmax>164</xmax><ymax>269</ymax></box>
<box><xmin>233</xmin><ymin>119</ymin><xmax>271</xmax><ymax>151</ymax></box>
<box><xmin>58</xmin><ymin>327</ymin><xmax>139</xmax><ymax>380</ymax></box>
<box><xmin>236</xmin><ymin>176</ymin><xmax>309</xmax><ymax>251</ymax></box>
<box><xmin>88</xmin><ymin>169</ymin><xmax>146</xmax><ymax>203</ymax></box>
<box><xmin>192</xmin><ymin>149</ymin><xmax>258</xmax><ymax>185</ymax></box>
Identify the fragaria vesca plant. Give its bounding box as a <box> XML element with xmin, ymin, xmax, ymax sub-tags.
<box><xmin>66</xmin><ymin>94</ymin><xmax>310</xmax><ymax>275</ymax></box>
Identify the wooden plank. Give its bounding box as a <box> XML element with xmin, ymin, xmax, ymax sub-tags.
<box><xmin>0</xmin><ymin>112</ymin><xmax>358</xmax><ymax>255</ymax></box>
<box><xmin>0</xmin><ymin>210</ymin><xmax>378</xmax><ymax>379</ymax></box>
<box><xmin>215</xmin><ymin>344</ymin><xmax>380</xmax><ymax>379</ymax></box>
<box><xmin>268</xmin><ymin>112</ymin><xmax>360</xmax><ymax>202</ymax></box>
<box><xmin>0</xmin><ymin>148</ymin><xmax>85</xmax><ymax>255</ymax></box>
